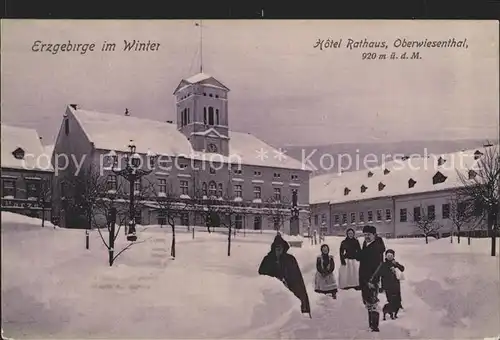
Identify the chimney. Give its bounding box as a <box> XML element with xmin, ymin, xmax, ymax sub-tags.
<box><xmin>69</xmin><ymin>104</ymin><xmax>78</xmax><ymax>110</ymax></box>
<box><xmin>125</xmin><ymin>108</ymin><xmax>130</xmax><ymax>116</ymax></box>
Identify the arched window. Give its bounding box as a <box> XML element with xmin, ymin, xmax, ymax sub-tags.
<box><xmin>216</xmin><ymin>109</ymin><xmax>219</xmax><ymax>125</ymax></box>
<box><xmin>208</xmin><ymin>107</ymin><xmax>214</xmax><ymax>125</ymax></box>
<box><xmin>208</xmin><ymin>181</ymin><xmax>217</xmax><ymax>196</ymax></box>
<box><xmin>202</xmin><ymin>182</ymin><xmax>207</xmax><ymax>196</ymax></box>
<box><xmin>203</xmin><ymin>107</ymin><xmax>207</xmax><ymax>124</ymax></box>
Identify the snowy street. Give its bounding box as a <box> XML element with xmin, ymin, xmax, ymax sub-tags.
<box><xmin>2</xmin><ymin>212</ymin><xmax>499</xmax><ymax>339</ymax></box>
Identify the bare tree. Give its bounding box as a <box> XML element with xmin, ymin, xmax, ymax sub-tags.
<box><xmin>147</xmin><ymin>179</ymin><xmax>190</xmax><ymax>259</ymax></box>
<box><xmin>265</xmin><ymin>196</ymin><xmax>291</xmax><ymax>235</ymax></box>
<box><xmin>92</xmin><ymin>179</ymin><xmax>151</xmax><ymax>266</ymax></box>
<box><xmin>409</xmin><ymin>204</ymin><xmax>443</xmax><ymax>244</ymax></box>
<box><xmin>66</xmin><ymin>164</ymin><xmax>149</xmax><ymax>265</ymax></box>
<box><xmin>457</xmin><ymin>144</ymin><xmax>499</xmax><ymax>256</ymax></box>
<box><xmin>65</xmin><ymin>164</ymin><xmax>107</xmax><ymax>249</ymax></box>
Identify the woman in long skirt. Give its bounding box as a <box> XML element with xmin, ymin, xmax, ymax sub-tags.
<box><xmin>314</xmin><ymin>244</ymin><xmax>338</xmax><ymax>299</ymax></box>
<box><xmin>338</xmin><ymin>228</ymin><xmax>361</xmax><ymax>290</ymax></box>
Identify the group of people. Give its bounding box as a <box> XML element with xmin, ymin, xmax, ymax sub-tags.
<box><xmin>258</xmin><ymin>225</ymin><xmax>405</xmax><ymax>333</ymax></box>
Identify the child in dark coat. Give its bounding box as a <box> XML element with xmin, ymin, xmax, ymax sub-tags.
<box><xmin>371</xmin><ymin>249</ymin><xmax>405</xmax><ymax>319</ymax></box>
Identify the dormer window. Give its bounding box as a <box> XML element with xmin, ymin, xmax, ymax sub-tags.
<box><xmin>361</xmin><ymin>185</ymin><xmax>368</xmax><ymax>193</ymax></box>
<box><xmin>474</xmin><ymin>150</ymin><xmax>483</xmax><ymax>160</ymax></box>
<box><xmin>383</xmin><ymin>169</ymin><xmax>390</xmax><ymax>175</ymax></box>
<box><xmin>432</xmin><ymin>171</ymin><xmax>448</xmax><ymax>185</ymax></box>
<box><xmin>408</xmin><ymin>178</ymin><xmax>417</xmax><ymax>188</ymax></box>
<box><xmin>437</xmin><ymin>156</ymin><xmax>446</xmax><ymax>166</ymax></box>
<box><xmin>273</xmin><ymin>173</ymin><xmax>281</xmax><ymax>179</ymax></box>
<box><xmin>468</xmin><ymin>169</ymin><xmax>477</xmax><ymax>180</ymax></box>
<box><xmin>367</xmin><ymin>171</ymin><xmax>373</xmax><ymax>178</ymax></box>
<box><xmin>378</xmin><ymin>182</ymin><xmax>386</xmax><ymax>191</ymax></box>
<box><xmin>344</xmin><ymin>187</ymin><xmax>351</xmax><ymax>196</ymax></box>
<box><xmin>209</xmin><ymin>93</ymin><xmax>213</xmax><ymax>97</ymax></box>
<box><xmin>12</xmin><ymin>147</ymin><xmax>25</xmax><ymax>160</ymax></box>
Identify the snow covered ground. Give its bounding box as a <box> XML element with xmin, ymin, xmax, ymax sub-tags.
<box><xmin>2</xmin><ymin>211</ymin><xmax>499</xmax><ymax>339</ymax></box>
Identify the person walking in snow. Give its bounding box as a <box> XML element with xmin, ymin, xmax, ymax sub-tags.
<box><xmin>357</xmin><ymin>225</ymin><xmax>386</xmax><ymax>332</ymax></box>
<box><xmin>314</xmin><ymin>244</ymin><xmax>338</xmax><ymax>299</ymax></box>
<box><xmin>338</xmin><ymin>228</ymin><xmax>361</xmax><ymax>290</ymax></box>
<box><xmin>258</xmin><ymin>234</ymin><xmax>311</xmax><ymax>317</ymax></box>
<box><xmin>371</xmin><ymin>249</ymin><xmax>405</xmax><ymax>320</ymax></box>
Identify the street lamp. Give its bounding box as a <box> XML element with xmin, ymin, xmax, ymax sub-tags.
<box><xmin>110</xmin><ymin>140</ymin><xmax>156</xmax><ymax>242</ymax></box>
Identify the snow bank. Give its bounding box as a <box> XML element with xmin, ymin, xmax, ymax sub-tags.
<box><xmin>1</xmin><ymin>211</ymin><xmax>55</xmax><ymax>228</ymax></box>
<box><xmin>2</xmin><ymin>218</ymin><xmax>499</xmax><ymax>339</ymax></box>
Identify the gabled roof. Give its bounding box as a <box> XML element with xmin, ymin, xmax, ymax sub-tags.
<box><xmin>1</xmin><ymin>125</ymin><xmax>54</xmax><ymax>172</ymax></box>
<box><xmin>173</xmin><ymin>73</ymin><xmax>230</xmax><ymax>94</ymax></box>
<box><xmin>310</xmin><ymin>146</ymin><xmax>497</xmax><ymax>205</ymax></box>
<box><xmin>68</xmin><ymin>106</ymin><xmax>311</xmax><ymax>171</ymax></box>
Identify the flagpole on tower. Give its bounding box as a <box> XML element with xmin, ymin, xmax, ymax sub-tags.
<box><xmin>199</xmin><ymin>20</ymin><xmax>203</xmax><ymax>73</ymax></box>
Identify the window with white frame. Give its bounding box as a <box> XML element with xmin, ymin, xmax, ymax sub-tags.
<box><xmin>208</xmin><ymin>181</ymin><xmax>217</xmax><ymax>196</ymax></box>
<box><xmin>273</xmin><ymin>187</ymin><xmax>281</xmax><ymax>201</ymax></box>
<box><xmin>159</xmin><ymin>178</ymin><xmax>167</xmax><ymax>193</ymax></box>
<box><xmin>202</xmin><ymin>182</ymin><xmax>207</xmax><ymax>196</ymax></box>
<box><xmin>217</xmin><ymin>183</ymin><xmax>223</xmax><ymax>197</ymax></box>
<box><xmin>273</xmin><ymin>172</ymin><xmax>281</xmax><ymax>179</ymax></box>
<box><xmin>342</xmin><ymin>213</ymin><xmax>348</xmax><ymax>225</ymax></box>
<box><xmin>233</xmin><ymin>167</ymin><xmax>243</xmax><ymax>175</ymax></box>
<box><xmin>321</xmin><ymin>214</ymin><xmax>326</xmax><ymax>225</ymax></box>
<box><xmin>333</xmin><ymin>214</ymin><xmax>340</xmax><ymax>225</ymax></box>
<box><xmin>385</xmin><ymin>209</ymin><xmax>392</xmax><ymax>221</ymax></box>
<box><xmin>376</xmin><ymin>209</ymin><xmax>382</xmax><ymax>222</ymax></box>
<box><xmin>367</xmin><ymin>210</ymin><xmax>373</xmax><ymax>222</ymax></box>
<box><xmin>234</xmin><ymin>185</ymin><xmax>242</xmax><ymax>197</ymax></box>
<box><xmin>291</xmin><ymin>174</ymin><xmax>299</xmax><ymax>180</ymax></box>
<box><xmin>26</xmin><ymin>181</ymin><xmax>40</xmax><ymax>198</ymax></box>
<box><xmin>359</xmin><ymin>211</ymin><xmax>365</xmax><ymax>223</ymax></box>
<box><xmin>107</xmin><ymin>175</ymin><xmax>117</xmax><ymax>191</ymax></box>
<box><xmin>253</xmin><ymin>186</ymin><xmax>261</xmax><ymax>199</ymax></box>
<box><xmin>180</xmin><ymin>180</ymin><xmax>189</xmax><ymax>195</ymax></box>
<box><xmin>400</xmin><ymin>208</ymin><xmax>407</xmax><ymax>222</ymax></box>
<box><xmin>254</xmin><ymin>170</ymin><xmax>262</xmax><ymax>176</ymax></box>
<box><xmin>350</xmin><ymin>212</ymin><xmax>356</xmax><ymax>224</ymax></box>
<box><xmin>235</xmin><ymin>215</ymin><xmax>243</xmax><ymax>229</ymax></box>
<box><xmin>180</xmin><ymin>212</ymin><xmax>189</xmax><ymax>226</ymax></box>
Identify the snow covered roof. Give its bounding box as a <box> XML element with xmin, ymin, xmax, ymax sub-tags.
<box><xmin>70</xmin><ymin>106</ymin><xmax>311</xmax><ymax>171</ymax></box>
<box><xmin>44</xmin><ymin>144</ymin><xmax>54</xmax><ymax>158</ymax></box>
<box><xmin>173</xmin><ymin>72</ymin><xmax>230</xmax><ymax>94</ymax></box>
<box><xmin>310</xmin><ymin>146</ymin><xmax>497</xmax><ymax>205</ymax></box>
<box><xmin>1</xmin><ymin>125</ymin><xmax>54</xmax><ymax>172</ymax></box>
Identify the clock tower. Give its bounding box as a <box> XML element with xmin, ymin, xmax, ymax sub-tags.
<box><xmin>173</xmin><ymin>73</ymin><xmax>230</xmax><ymax>156</ymax></box>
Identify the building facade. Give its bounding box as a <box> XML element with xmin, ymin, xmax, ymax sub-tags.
<box><xmin>1</xmin><ymin>125</ymin><xmax>54</xmax><ymax>222</ymax></box>
<box><xmin>52</xmin><ymin>73</ymin><xmax>311</xmax><ymax>232</ymax></box>
<box><xmin>310</xmin><ymin>147</ymin><xmax>494</xmax><ymax>238</ymax></box>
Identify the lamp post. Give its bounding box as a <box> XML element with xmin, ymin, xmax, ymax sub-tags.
<box><xmin>109</xmin><ymin>140</ymin><xmax>155</xmax><ymax>242</ymax></box>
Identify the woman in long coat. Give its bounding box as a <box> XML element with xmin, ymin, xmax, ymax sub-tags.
<box><xmin>314</xmin><ymin>244</ymin><xmax>338</xmax><ymax>299</ymax></box>
<box><xmin>258</xmin><ymin>234</ymin><xmax>311</xmax><ymax>316</ymax></box>
<box><xmin>338</xmin><ymin>228</ymin><xmax>361</xmax><ymax>290</ymax></box>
